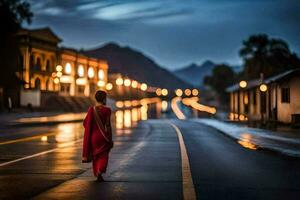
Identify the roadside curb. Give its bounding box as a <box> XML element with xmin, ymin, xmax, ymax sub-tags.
<box><xmin>192</xmin><ymin>119</ymin><xmax>300</xmax><ymax>159</ymax></box>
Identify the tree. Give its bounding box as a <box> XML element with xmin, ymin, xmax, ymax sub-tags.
<box><xmin>239</xmin><ymin>34</ymin><xmax>300</xmax><ymax>79</ymax></box>
<box><xmin>204</xmin><ymin>64</ymin><xmax>236</xmax><ymax>103</ymax></box>
<box><xmin>0</xmin><ymin>0</ymin><xmax>33</xmax><ymax>88</ymax></box>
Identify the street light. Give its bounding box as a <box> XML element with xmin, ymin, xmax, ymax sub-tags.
<box><xmin>124</xmin><ymin>79</ymin><xmax>131</xmax><ymax>87</ymax></box>
<box><xmin>239</xmin><ymin>80</ymin><xmax>247</xmax><ymax>88</ymax></box>
<box><xmin>116</xmin><ymin>77</ymin><xmax>123</xmax><ymax>85</ymax></box>
<box><xmin>141</xmin><ymin>83</ymin><xmax>147</xmax><ymax>91</ymax></box>
<box><xmin>161</xmin><ymin>88</ymin><xmax>168</xmax><ymax>96</ymax></box>
<box><xmin>106</xmin><ymin>83</ymin><xmax>113</xmax><ymax>90</ymax></box>
<box><xmin>259</xmin><ymin>84</ymin><xmax>268</xmax><ymax>92</ymax></box>
<box><xmin>175</xmin><ymin>89</ymin><xmax>183</xmax><ymax>97</ymax></box>
<box><xmin>54</xmin><ymin>77</ymin><xmax>60</xmax><ymax>84</ymax></box>
<box><xmin>156</xmin><ymin>88</ymin><xmax>162</xmax><ymax>96</ymax></box>
<box><xmin>56</xmin><ymin>65</ymin><xmax>62</xmax><ymax>72</ymax></box>
<box><xmin>192</xmin><ymin>89</ymin><xmax>199</xmax><ymax>96</ymax></box>
<box><xmin>184</xmin><ymin>89</ymin><xmax>191</xmax><ymax>96</ymax></box>
<box><xmin>131</xmin><ymin>80</ymin><xmax>138</xmax><ymax>88</ymax></box>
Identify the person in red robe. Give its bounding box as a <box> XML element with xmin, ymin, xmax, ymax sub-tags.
<box><xmin>82</xmin><ymin>90</ymin><xmax>113</xmax><ymax>181</ymax></box>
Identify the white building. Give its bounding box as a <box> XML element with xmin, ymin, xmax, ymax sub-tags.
<box><xmin>227</xmin><ymin>69</ymin><xmax>300</xmax><ymax>124</ymax></box>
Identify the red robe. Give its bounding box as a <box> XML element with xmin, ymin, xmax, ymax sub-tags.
<box><xmin>82</xmin><ymin>106</ymin><xmax>112</xmax><ymax>176</ymax></box>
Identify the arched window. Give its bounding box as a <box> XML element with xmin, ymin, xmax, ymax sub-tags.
<box><xmin>36</xmin><ymin>57</ymin><xmax>41</xmax><ymax>71</ymax></box>
<box><xmin>30</xmin><ymin>55</ymin><xmax>34</xmax><ymax>70</ymax></box>
<box><xmin>35</xmin><ymin>78</ymin><xmax>41</xmax><ymax>89</ymax></box>
<box><xmin>46</xmin><ymin>59</ymin><xmax>51</xmax><ymax>72</ymax></box>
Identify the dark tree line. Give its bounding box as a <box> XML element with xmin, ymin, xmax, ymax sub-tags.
<box><xmin>240</xmin><ymin>34</ymin><xmax>300</xmax><ymax>80</ymax></box>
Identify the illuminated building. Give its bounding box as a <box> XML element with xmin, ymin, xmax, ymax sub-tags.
<box><xmin>227</xmin><ymin>69</ymin><xmax>300</xmax><ymax>124</ymax></box>
<box><xmin>17</xmin><ymin>27</ymin><xmax>108</xmax><ymax>109</ymax></box>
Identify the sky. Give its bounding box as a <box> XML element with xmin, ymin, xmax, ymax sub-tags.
<box><xmin>26</xmin><ymin>0</ymin><xmax>300</xmax><ymax>70</ymax></box>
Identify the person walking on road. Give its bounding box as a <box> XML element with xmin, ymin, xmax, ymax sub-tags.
<box><xmin>82</xmin><ymin>90</ymin><xmax>113</xmax><ymax>181</ymax></box>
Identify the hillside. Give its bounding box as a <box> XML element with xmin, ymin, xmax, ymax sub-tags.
<box><xmin>83</xmin><ymin>43</ymin><xmax>191</xmax><ymax>90</ymax></box>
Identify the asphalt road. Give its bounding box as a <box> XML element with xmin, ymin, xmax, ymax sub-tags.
<box><xmin>0</xmin><ymin>119</ymin><xmax>300</xmax><ymax>199</ymax></box>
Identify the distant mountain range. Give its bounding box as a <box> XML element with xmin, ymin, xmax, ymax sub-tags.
<box><xmin>83</xmin><ymin>43</ymin><xmax>191</xmax><ymax>90</ymax></box>
<box><xmin>173</xmin><ymin>61</ymin><xmax>216</xmax><ymax>87</ymax></box>
<box><xmin>173</xmin><ymin>61</ymin><xmax>243</xmax><ymax>87</ymax></box>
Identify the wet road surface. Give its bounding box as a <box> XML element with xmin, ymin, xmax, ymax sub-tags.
<box><xmin>0</xmin><ymin>119</ymin><xmax>300</xmax><ymax>199</ymax></box>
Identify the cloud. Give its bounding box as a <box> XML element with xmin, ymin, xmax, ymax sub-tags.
<box><xmin>27</xmin><ymin>0</ymin><xmax>300</xmax><ymax>69</ymax></box>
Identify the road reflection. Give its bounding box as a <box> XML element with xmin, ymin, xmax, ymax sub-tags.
<box><xmin>237</xmin><ymin>133</ymin><xmax>258</xmax><ymax>150</ymax></box>
<box><xmin>114</xmin><ymin>99</ymin><xmax>161</xmax><ymax>130</ymax></box>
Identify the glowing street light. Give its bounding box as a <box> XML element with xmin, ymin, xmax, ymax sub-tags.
<box><xmin>239</xmin><ymin>80</ymin><xmax>247</xmax><ymax>88</ymax></box>
<box><xmin>184</xmin><ymin>89</ymin><xmax>191</xmax><ymax>96</ymax></box>
<box><xmin>192</xmin><ymin>89</ymin><xmax>199</xmax><ymax>96</ymax></box>
<box><xmin>131</xmin><ymin>80</ymin><xmax>138</xmax><ymax>88</ymax></box>
<box><xmin>141</xmin><ymin>83</ymin><xmax>147</xmax><ymax>91</ymax></box>
<box><xmin>156</xmin><ymin>88</ymin><xmax>162</xmax><ymax>96</ymax></box>
<box><xmin>56</xmin><ymin>65</ymin><xmax>62</xmax><ymax>72</ymax></box>
<box><xmin>175</xmin><ymin>89</ymin><xmax>183</xmax><ymax>97</ymax></box>
<box><xmin>124</xmin><ymin>78</ymin><xmax>131</xmax><ymax>87</ymax></box>
<box><xmin>116</xmin><ymin>77</ymin><xmax>123</xmax><ymax>85</ymax></box>
<box><xmin>161</xmin><ymin>88</ymin><xmax>168</xmax><ymax>96</ymax></box>
<box><xmin>259</xmin><ymin>83</ymin><xmax>268</xmax><ymax>92</ymax></box>
<box><xmin>56</xmin><ymin>71</ymin><xmax>62</xmax><ymax>78</ymax></box>
<box><xmin>106</xmin><ymin>83</ymin><xmax>113</xmax><ymax>90</ymax></box>
<box><xmin>54</xmin><ymin>77</ymin><xmax>60</xmax><ymax>84</ymax></box>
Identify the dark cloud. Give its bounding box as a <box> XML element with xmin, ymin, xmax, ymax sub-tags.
<box><xmin>26</xmin><ymin>0</ymin><xmax>300</xmax><ymax>69</ymax></box>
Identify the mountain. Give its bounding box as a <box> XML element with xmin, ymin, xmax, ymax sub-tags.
<box><xmin>83</xmin><ymin>43</ymin><xmax>191</xmax><ymax>90</ymax></box>
<box><xmin>173</xmin><ymin>60</ymin><xmax>216</xmax><ymax>87</ymax></box>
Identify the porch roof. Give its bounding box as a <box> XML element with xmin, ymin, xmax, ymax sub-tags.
<box><xmin>226</xmin><ymin>68</ymin><xmax>300</xmax><ymax>92</ymax></box>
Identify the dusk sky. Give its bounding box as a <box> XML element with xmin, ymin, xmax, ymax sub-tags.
<box><xmin>26</xmin><ymin>0</ymin><xmax>300</xmax><ymax>70</ymax></box>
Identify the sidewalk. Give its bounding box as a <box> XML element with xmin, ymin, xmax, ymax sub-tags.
<box><xmin>0</xmin><ymin>112</ymin><xmax>86</xmax><ymax>127</ymax></box>
<box><xmin>193</xmin><ymin>118</ymin><xmax>300</xmax><ymax>158</ymax></box>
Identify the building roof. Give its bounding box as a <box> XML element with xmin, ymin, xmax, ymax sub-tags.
<box><xmin>18</xmin><ymin>27</ymin><xmax>62</xmax><ymax>44</ymax></box>
<box><xmin>226</xmin><ymin>68</ymin><xmax>300</xmax><ymax>92</ymax></box>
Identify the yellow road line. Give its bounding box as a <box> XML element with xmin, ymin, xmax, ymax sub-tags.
<box><xmin>170</xmin><ymin>122</ymin><xmax>196</xmax><ymax>200</ymax></box>
<box><xmin>171</xmin><ymin>97</ymin><xmax>186</xmax><ymax>120</ymax></box>
<box><xmin>0</xmin><ymin>139</ymin><xmax>82</xmax><ymax>167</ymax></box>
<box><xmin>0</xmin><ymin>132</ymin><xmax>57</xmax><ymax>145</ymax></box>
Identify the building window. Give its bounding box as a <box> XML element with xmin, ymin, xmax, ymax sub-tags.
<box><xmin>281</xmin><ymin>88</ymin><xmax>290</xmax><ymax>103</ymax></box>
<box><xmin>77</xmin><ymin>86</ymin><xmax>85</xmax><ymax>94</ymax></box>
<box><xmin>46</xmin><ymin>60</ymin><xmax>51</xmax><ymax>72</ymax></box>
<box><xmin>65</xmin><ymin>63</ymin><xmax>72</xmax><ymax>74</ymax></box>
<box><xmin>35</xmin><ymin>57</ymin><xmax>42</xmax><ymax>71</ymax></box>
<box><xmin>30</xmin><ymin>55</ymin><xmax>34</xmax><ymax>70</ymax></box>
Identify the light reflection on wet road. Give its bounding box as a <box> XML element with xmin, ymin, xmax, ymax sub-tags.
<box><xmin>0</xmin><ymin>101</ymin><xmax>165</xmax><ymax>199</ymax></box>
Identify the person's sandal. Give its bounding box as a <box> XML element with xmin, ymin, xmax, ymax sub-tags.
<box><xmin>97</xmin><ymin>173</ymin><xmax>104</xmax><ymax>182</ymax></box>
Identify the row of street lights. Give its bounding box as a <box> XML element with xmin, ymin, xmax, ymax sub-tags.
<box><xmin>115</xmin><ymin>77</ymin><xmax>148</xmax><ymax>91</ymax></box>
<box><xmin>155</xmin><ymin>88</ymin><xmax>199</xmax><ymax>97</ymax></box>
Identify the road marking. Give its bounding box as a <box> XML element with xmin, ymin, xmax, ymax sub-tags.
<box><xmin>170</xmin><ymin>122</ymin><xmax>196</xmax><ymax>200</ymax></box>
<box><xmin>171</xmin><ymin>97</ymin><xmax>186</xmax><ymax>120</ymax></box>
<box><xmin>0</xmin><ymin>132</ymin><xmax>58</xmax><ymax>145</ymax></box>
<box><xmin>0</xmin><ymin>139</ymin><xmax>82</xmax><ymax>167</ymax></box>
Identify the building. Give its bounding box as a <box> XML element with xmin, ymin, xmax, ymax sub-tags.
<box><xmin>16</xmin><ymin>27</ymin><xmax>108</xmax><ymax>111</ymax></box>
<box><xmin>227</xmin><ymin>69</ymin><xmax>300</xmax><ymax>124</ymax></box>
